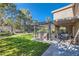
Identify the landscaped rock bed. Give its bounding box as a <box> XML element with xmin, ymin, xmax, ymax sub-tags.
<box><xmin>42</xmin><ymin>39</ymin><xmax>79</xmax><ymax>56</ymax></box>
<box><xmin>55</xmin><ymin>42</ymin><xmax>79</xmax><ymax>56</ymax></box>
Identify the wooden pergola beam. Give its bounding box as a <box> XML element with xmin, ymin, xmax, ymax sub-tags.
<box><xmin>54</xmin><ymin>17</ymin><xmax>79</xmax><ymax>27</ymax></box>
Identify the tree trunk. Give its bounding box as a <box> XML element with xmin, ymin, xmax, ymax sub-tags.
<box><xmin>11</xmin><ymin>25</ymin><xmax>14</xmax><ymax>35</ymax></box>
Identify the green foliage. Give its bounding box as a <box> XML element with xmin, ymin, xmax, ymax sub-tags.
<box><xmin>5</xmin><ymin>18</ymin><xmax>14</xmax><ymax>26</ymax></box>
<box><xmin>0</xmin><ymin>32</ymin><xmax>11</xmax><ymax>36</ymax></box>
<box><xmin>0</xmin><ymin>3</ymin><xmax>33</xmax><ymax>33</ymax></box>
<box><xmin>17</xmin><ymin>9</ymin><xmax>32</xmax><ymax>32</ymax></box>
<box><xmin>14</xmin><ymin>20</ymin><xmax>21</xmax><ymax>29</ymax></box>
<box><xmin>0</xmin><ymin>34</ymin><xmax>50</xmax><ymax>56</ymax></box>
<box><xmin>0</xmin><ymin>3</ymin><xmax>16</xmax><ymax>34</ymax></box>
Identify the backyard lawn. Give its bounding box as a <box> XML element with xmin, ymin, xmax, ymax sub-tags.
<box><xmin>0</xmin><ymin>34</ymin><xmax>50</xmax><ymax>56</ymax></box>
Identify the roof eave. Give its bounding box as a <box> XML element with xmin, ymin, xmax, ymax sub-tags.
<box><xmin>51</xmin><ymin>4</ymin><xmax>74</xmax><ymax>14</ymax></box>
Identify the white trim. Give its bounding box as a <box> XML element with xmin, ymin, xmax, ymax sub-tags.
<box><xmin>51</xmin><ymin>4</ymin><xmax>74</xmax><ymax>13</ymax></box>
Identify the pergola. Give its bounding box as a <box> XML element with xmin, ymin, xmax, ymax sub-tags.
<box><xmin>54</xmin><ymin>16</ymin><xmax>79</xmax><ymax>40</ymax></box>
<box><xmin>32</xmin><ymin>18</ymin><xmax>52</xmax><ymax>41</ymax></box>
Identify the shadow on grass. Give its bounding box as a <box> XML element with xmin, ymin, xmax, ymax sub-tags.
<box><xmin>0</xmin><ymin>34</ymin><xmax>50</xmax><ymax>56</ymax></box>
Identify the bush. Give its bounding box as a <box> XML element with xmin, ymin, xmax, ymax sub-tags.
<box><xmin>0</xmin><ymin>31</ymin><xmax>11</xmax><ymax>36</ymax></box>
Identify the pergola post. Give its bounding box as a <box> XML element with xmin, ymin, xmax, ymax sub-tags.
<box><xmin>33</xmin><ymin>20</ymin><xmax>38</xmax><ymax>39</ymax></box>
<box><xmin>34</xmin><ymin>25</ymin><xmax>36</xmax><ymax>39</ymax></box>
<box><xmin>48</xmin><ymin>22</ymin><xmax>51</xmax><ymax>40</ymax></box>
<box><xmin>47</xmin><ymin>17</ymin><xmax>52</xmax><ymax>41</ymax></box>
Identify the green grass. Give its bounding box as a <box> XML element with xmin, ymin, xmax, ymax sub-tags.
<box><xmin>0</xmin><ymin>34</ymin><xmax>50</xmax><ymax>56</ymax></box>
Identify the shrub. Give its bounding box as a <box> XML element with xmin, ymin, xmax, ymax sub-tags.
<box><xmin>0</xmin><ymin>31</ymin><xmax>11</xmax><ymax>36</ymax></box>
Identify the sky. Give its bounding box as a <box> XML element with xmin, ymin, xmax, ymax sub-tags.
<box><xmin>16</xmin><ymin>3</ymin><xmax>70</xmax><ymax>22</ymax></box>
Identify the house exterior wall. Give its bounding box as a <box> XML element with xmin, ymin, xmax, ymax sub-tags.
<box><xmin>72</xmin><ymin>4</ymin><xmax>79</xmax><ymax>36</ymax></box>
<box><xmin>53</xmin><ymin>7</ymin><xmax>74</xmax><ymax>20</ymax></box>
<box><xmin>52</xmin><ymin>4</ymin><xmax>79</xmax><ymax>39</ymax></box>
<box><xmin>74</xmin><ymin>4</ymin><xmax>79</xmax><ymax>17</ymax></box>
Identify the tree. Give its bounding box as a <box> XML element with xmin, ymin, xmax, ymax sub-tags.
<box><xmin>0</xmin><ymin>3</ymin><xmax>33</xmax><ymax>33</ymax></box>
<box><xmin>4</xmin><ymin>17</ymin><xmax>15</xmax><ymax>34</ymax></box>
<box><xmin>0</xmin><ymin>3</ymin><xmax>16</xmax><ymax>20</ymax></box>
<box><xmin>0</xmin><ymin>3</ymin><xmax>16</xmax><ymax>33</ymax></box>
<box><xmin>0</xmin><ymin>4</ymin><xmax>7</xmax><ymax>26</ymax></box>
<box><xmin>14</xmin><ymin>19</ymin><xmax>22</xmax><ymax>30</ymax></box>
<box><xmin>0</xmin><ymin>4</ymin><xmax>9</xmax><ymax>30</ymax></box>
<box><xmin>16</xmin><ymin>9</ymin><xmax>32</xmax><ymax>32</ymax></box>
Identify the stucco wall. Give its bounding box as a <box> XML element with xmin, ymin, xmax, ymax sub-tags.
<box><xmin>53</xmin><ymin>7</ymin><xmax>74</xmax><ymax>20</ymax></box>
<box><xmin>75</xmin><ymin>4</ymin><xmax>79</xmax><ymax>17</ymax></box>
